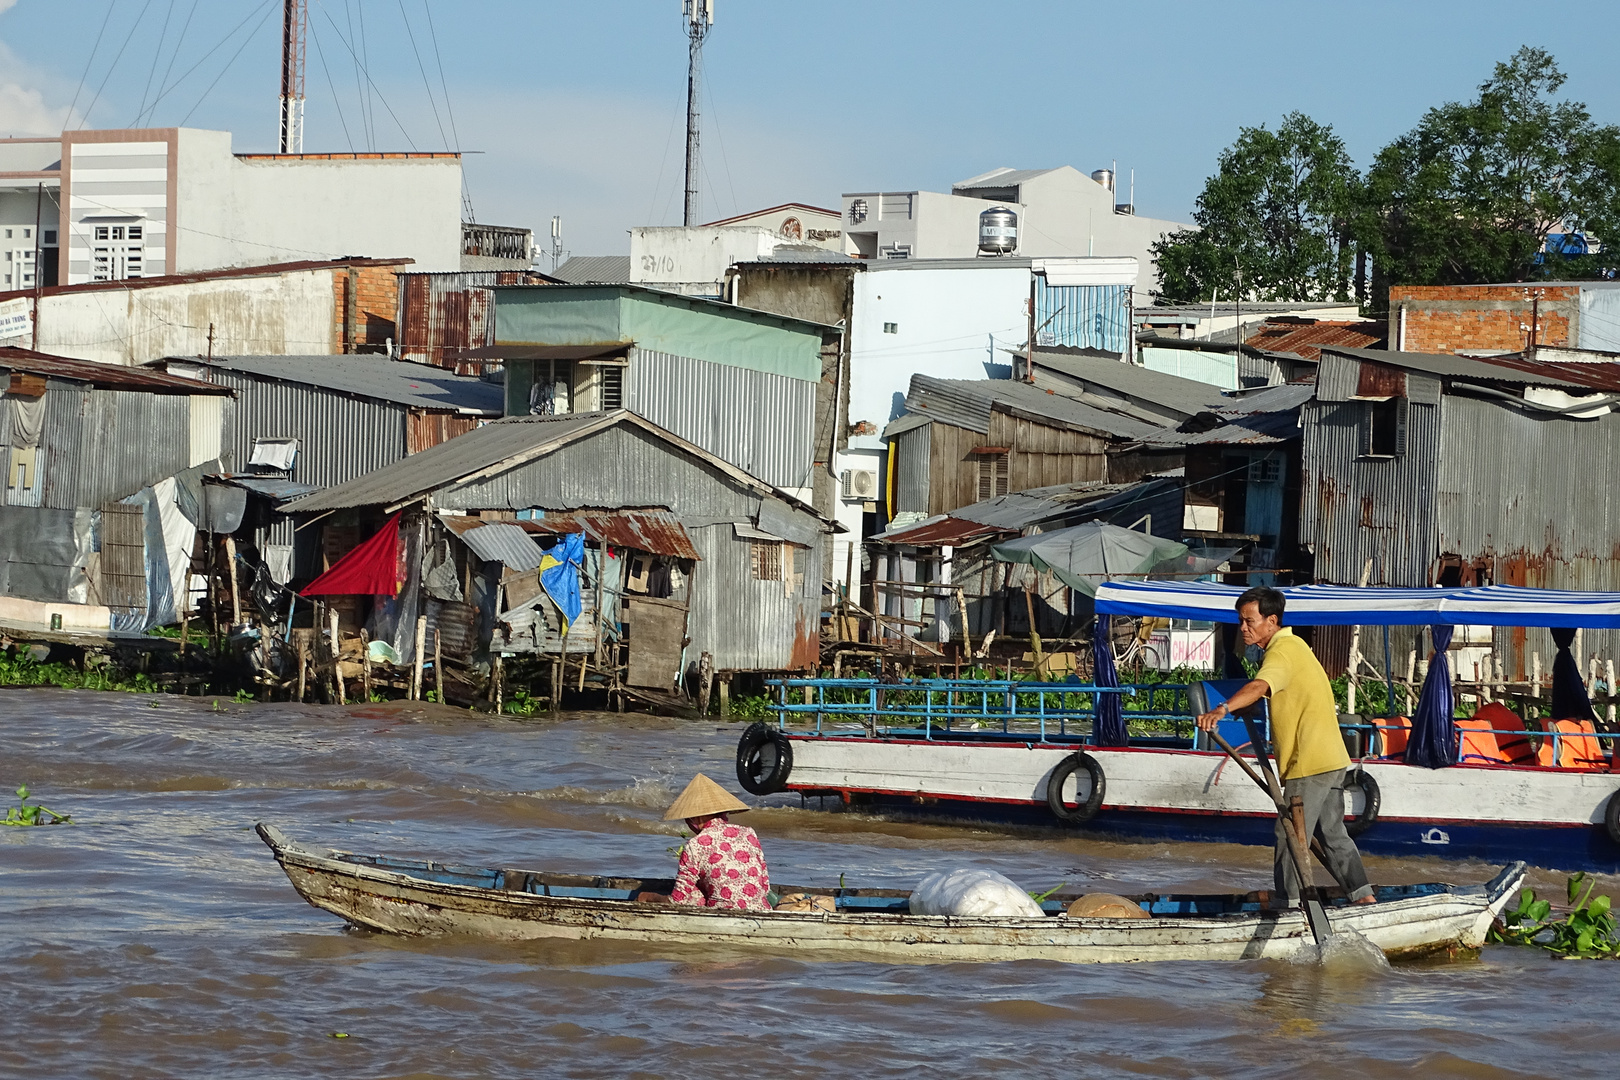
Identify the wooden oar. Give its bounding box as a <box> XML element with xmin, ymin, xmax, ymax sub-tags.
<box><xmin>1204</xmin><ymin>728</ymin><xmax>1334</xmax><ymax>944</ymax></box>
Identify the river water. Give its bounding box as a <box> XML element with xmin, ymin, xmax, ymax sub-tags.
<box><xmin>2</xmin><ymin>688</ymin><xmax>1615</xmax><ymax>1079</ymax></box>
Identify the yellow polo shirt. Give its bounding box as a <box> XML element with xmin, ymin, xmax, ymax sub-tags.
<box><xmin>1255</xmin><ymin>628</ymin><xmax>1349</xmax><ymax>781</ymax></box>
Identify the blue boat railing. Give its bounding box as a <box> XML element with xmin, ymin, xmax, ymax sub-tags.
<box><xmin>766</xmin><ymin>677</ymin><xmax>1194</xmax><ymax>744</ymax></box>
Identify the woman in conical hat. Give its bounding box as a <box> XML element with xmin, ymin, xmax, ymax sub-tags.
<box><xmin>661</xmin><ymin>774</ymin><xmax>772</xmax><ymax>911</ymax></box>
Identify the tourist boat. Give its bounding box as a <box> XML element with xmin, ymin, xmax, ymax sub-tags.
<box><xmin>747</xmin><ymin>582</ymin><xmax>1620</xmax><ymax>874</ymax></box>
<box><xmin>255</xmin><ymin>825</ymin><xmax>1525</xmax><ymax>963</ymax></box>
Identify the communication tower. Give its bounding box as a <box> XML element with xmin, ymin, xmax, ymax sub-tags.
<box><xmin>682</xmin><ymin>0</ymin><xmax>714</xmax><ymax>225</ymax></box>
<box><xmin>279</xmin><ymin>0</ymin><xmax>307</xmax><ymax>153</ymax></box>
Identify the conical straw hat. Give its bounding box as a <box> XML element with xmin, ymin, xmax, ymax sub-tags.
<box><xmin>663</xmin><ymin>773</ymin><xmax>750</xmax><ymax>821</ymax></box>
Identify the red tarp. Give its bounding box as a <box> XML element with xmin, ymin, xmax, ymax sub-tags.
<box><xmin>300</xmin><ymin>515</ymin><xmax>403</xmax><ymax>596</ymax></box>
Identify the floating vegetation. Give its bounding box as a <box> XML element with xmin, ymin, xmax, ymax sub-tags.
<box><xmin>1491</xmin><ymin>873</ymin><xmax>1618</xmax><ymax>958</ymax></box>
<box><xmin>2</xmin><ymin>785</ymin><xmax>71</xmax><ymax>827</ymax></box>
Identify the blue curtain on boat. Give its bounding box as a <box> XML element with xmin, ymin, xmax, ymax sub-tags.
<box><xmin>1092</xmin><ymin>615</ymin><xmax>1127</xmax><ymax>746</ymax></box>
<box><xmin>1550</xmin><ymin>627</ymin><xmax>1598</xmax><ymax>722</ymax></box>
<box><xmin>1405</xmin><ymin>625</ymin><xmax>1459</xmax><ymax>768</ymax></box>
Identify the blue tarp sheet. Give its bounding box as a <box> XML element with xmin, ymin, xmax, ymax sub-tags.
<box><xmin>1094</xmin><ymin>581</ymin><xmax>1620</xmax><ymax>628</ymax></box>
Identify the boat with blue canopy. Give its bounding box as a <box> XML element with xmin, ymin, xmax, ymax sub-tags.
<box><xmin>745</xmin><ymin>583</ymin><xmax>1620</xmax><ymax>873</ymax></box>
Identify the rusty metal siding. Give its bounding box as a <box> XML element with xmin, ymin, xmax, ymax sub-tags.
<box><xmin>1315</xmin><ymin>351</ymin><xmax>1361</xmax><ymax>402</ymax></box>
<box><xmin>40</xmin><ymin>386</ymin><xmax>192</xmax><ymax>510</ymax></box>
<box><xmin>687</xmin><ymin>522</ymin><xmax>823</xmax><ymax>671</ymax></box>
<box><xmin>895</xmin><ymin>423</ymin><xmax>930</xmax><ymax>515</ymax></box>
<box><xmin>209</xmin><ymin>370</ymin><xmax>408</xmax><ymax>489</ymax></box>
<box><xmin>624</xmin><ymin>348</ymin><xmax>817</xmax><ymax>491</ymax></box>
<box><xmin>1297</xmin><ymin>398</ymin><xmax>1441</xmax><ymax>587</ymax></box>
<box><xmin>406</xmin><ymin>410</ymin><xmax>480</xmax><ymax>454</ymax></box>
<box><xmin>396</xmin><ymin>271</ymin><xmax>531</xmax><ymax>372</ymax></box>
<box><xmin>1436</xmin><ymin>394</ymin><xmax>1620</xmax><ymax>675</ymax></box>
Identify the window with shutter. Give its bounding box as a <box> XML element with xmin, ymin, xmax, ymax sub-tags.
<box><xmin>751</xmin><ymin>541</ymin><xmax>782</xmax><ymax>581</ymax></box>
<box><xmin>977</xmin><ymin>452</ymin><xmax>1010</xmax><ymax>500</ymax></box>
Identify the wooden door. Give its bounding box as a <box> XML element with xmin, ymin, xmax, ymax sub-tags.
<box><xmin>624</xmin><ymin>595</ymin><xmax>688</xmax><ymax>689</ymax></box>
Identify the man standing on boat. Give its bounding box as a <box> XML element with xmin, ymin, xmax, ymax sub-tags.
<box><xmin>1195</xmin><ymin>587</ymin><xmax>1376</xmax><ymax>908</ymax></box>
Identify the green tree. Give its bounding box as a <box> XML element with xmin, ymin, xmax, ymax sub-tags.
<box><xmin>1358</xmin><ymin>46</ymin><xmax>1620</xmax><ymax>302</ymax></box>
<box><xmin>1152</xmin><ymin>112</ymin><xmax>1359</xmax><ymax>304</ymax></box>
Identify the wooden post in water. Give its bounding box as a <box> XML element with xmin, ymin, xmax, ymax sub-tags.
<box><xmin>492</xmin><ymin>652</ymin><xmax>504</xmax><ymax>713</ymax></box>
<box><xmin>296</xmin><ymin>635</ymin><xmax>308</xmax><ymax>702</ymax></box>
<box><xmin>1405</xmin><ymin>649</ymin><xmax>1417</xmax><ymax>713</ymax></box>
<box><xmin>361</xmin><ymin>630</ymin><xmax>372</xmax><ymax>702</ymax></box>
<box><xmin>224</xmin><ymin>536</ymin><xmax>243</xmax><ymax>625</ymax></box>
<box><xmin>719</xmin><ymin>673</ymin><xmax>731</xmax><ymax>717</ymax></box>
<box><xmin>434</xmin><ymin>629</ymin><xmax>444</xmax><ymax>705</ymax></box>
<box><xmin>1608</xmin><ymin>659</ymin><xmax>1616</xmax><ymax>726</ymax></box>
<box><xmin>329</xmin><ymin>608</ymin><xmax>345</xmax><ymax>705</ymax></box>
<box><xmin>411</xmin><ymin>615</ymin><xmax>427</xmax><ymax>701</ymax></box>
<box><xmin>697</xmin><ymin>651</ymin><xmax>714</xmax><ymax>715</ymax></box>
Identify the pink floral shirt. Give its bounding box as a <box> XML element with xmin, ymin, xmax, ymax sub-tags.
<box><xmin>671</xmin><ymin>817</ymin><xmax>772</xmax><ymax>911</ymax></box>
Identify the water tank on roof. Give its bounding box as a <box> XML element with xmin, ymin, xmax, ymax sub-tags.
<box><xmin>978</xmin><ymin>206</ymin><xmax>1019</xmax><ymax>256</ymax></box>
<box><xmin>1091</xmin><ymin>168</ymin><xmax>1114</xmax><ymax>192</ymax></box>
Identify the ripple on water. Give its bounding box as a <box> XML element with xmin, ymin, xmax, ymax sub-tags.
<box><xmin>0</xmin><ymin>689</ymin><xmax>1612</xmax><ymax>1079</ymax></box>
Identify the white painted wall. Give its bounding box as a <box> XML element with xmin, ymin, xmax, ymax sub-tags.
<box><xmin>830</xmin><ymin>445</ymin><xmax>885</xmax><ymax>589</ymax></box>
<box><xmin>847</xmin><ymin>263</ymin><xmax>1029</xmax><ymax>450</ymax></box>
<box><xmin>629</xmin><ymin>225</ymin><xmax>782</xmax><ymax>297</ymax></box>
<box><xmin>174</xmin><ymin>129</ymin><xmax>461</xmax><ymax>273</ymax></box>
<box><xmin>29</xmin><ymin>268</ymin><xmax>337</xmax><ymax>365</ymax></box>
<box><xmin>842</xmin><ymin>166</ymin><xmax>1192</xmax><ymax>293</ymax></box>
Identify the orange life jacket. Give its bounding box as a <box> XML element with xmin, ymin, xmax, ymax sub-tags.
<box><xmin>1374</xmin><ymin>715</ymin><xmax>1411</xmax><ymax>759</ymax></box>
<box><xmin>1459</xmin><ymin>702</ymin><xmax>1536</xmax><ymax>766</ymax></box>
<box><xmin>1537</xmin><ymin>718</ymin><xmax>1609</xmax><ymax>769</ymax></box>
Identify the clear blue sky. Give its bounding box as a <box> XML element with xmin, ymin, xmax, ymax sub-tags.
<box><xmin>4</xmin><ymin>0</ymin><xmax>1619</xmax><ymax>257</ymax></box>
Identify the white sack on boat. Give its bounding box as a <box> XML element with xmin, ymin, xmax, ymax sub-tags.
<box><xmin>908</xmin><ymin>869</ymin><xmax>1045</xmax><ymax>918</ymax></box>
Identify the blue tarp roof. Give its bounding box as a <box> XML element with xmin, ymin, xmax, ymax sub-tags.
<box><xmin>1093</xmin><ymin>581</ymin><xmax>1620</xmax><ymax>628</ymax></box>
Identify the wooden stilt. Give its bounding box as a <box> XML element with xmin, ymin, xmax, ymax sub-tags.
<box><xmin>697</xmin><ymin>651</ymin><xmax>714</xmax><ymax>715</ymax></box>
<box><xmin>492</xmin><ymin>652</ymin><xmax>504</xmax><ymax>713</ymax></box>
<box><xmin>550</xmin><ymin>658</ymin><xmax>562</xmax><ymax>713</ymax></box>
<box><xmin>224</xmin><ymin>536</ymin><xmax>242</xmax><ymax>626</ymax></box>
<box><xmin>330</xmin><ymin>609</ymin><xmax>345</xmax><ymax>705</ymax></box>
<box><xmin>434</xmin><ymin>629</ymin><xmax>443</xmax><ymax>705</ymax></box>
<box><xmin>719</xmin><ymin>673</ymin><xmax>731</xmax><ymax>717</ymax></box>
<box><xmin>412</xmin><ymin>615</ymin><xmax>427</xmax><ymax>701</ymax></box>
<box><xmin>296</xmin><ymin>636</ymin><xmax>308</xmax><ymax>703</ymax></box>
<box><xmin>361</xmin><ymin>630</ymin><xmax>373</xmax><ymax>702</ymax></box>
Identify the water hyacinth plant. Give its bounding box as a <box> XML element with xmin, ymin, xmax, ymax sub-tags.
<box><xmin>1491</xmin><ymin>873</ymin><xmax>1618</xmax><ymax>958</ymax></box>
<box><xmin>2</xmin><ymin>785</ymin><xmax>71</xmax><ymax>827</ymax></box>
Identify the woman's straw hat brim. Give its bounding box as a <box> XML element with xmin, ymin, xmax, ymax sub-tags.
<box><xmin>663</xmin><ymin>773</ymin><xmax>751</xmax><ymax>821</ymax></box>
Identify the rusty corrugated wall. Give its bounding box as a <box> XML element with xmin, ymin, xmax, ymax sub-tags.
<box><xmin>396</xmin><ymin>271</ymin><xmax>537</xmax><ymax>372</ymax></box>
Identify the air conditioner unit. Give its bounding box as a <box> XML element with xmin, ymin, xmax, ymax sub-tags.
<box><xmin>842</xmin><ymin>468</ymin><xmax>879</xmax><ymax>500</ymax></box>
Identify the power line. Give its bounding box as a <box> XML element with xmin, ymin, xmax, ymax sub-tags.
<box><xmin>67</xmin><ymin>3</ymin><xmax>117</xmax><ymax>127</ymax></box>
<box><xmin>135</xmin><ymin>0</ymin><xmax>202</xmax><ymax>127</ymax></box>
<box><xmin>395</xmin><ymin>0</ymin><xmax>448</xmax><ymax>150</ymax></box>
<box><xmin>419</xmin><ymin>0</ymin><xmax>471</xmax><ymax>221</ymax></box>
<box><xmin>315</xmin><ymin>4</ymin><xmax>417</xmax><ymax>150</ymax></box>
<box><xmin>80</xmin><ymin>0</ymin><xmax>157</xmax><ymax>128</ymax></box>
<box><xmin>130</xmin><ymin>0</ymin><xmax>269</xmax><ymax>126</ymax></box>
<box><xmin>134</xmin><ymin>0</ymin><xmax>178</xmax><ymax>127</ymax></box>
<box><xmin>341</xmin><ymin>0</ymin><xmax>371</xmax><ymax>149</ymax></box>
<box><xmin>308</xmin><ymin>18</ymin><xmax>355</xmax><ymax>152</ymax></box>
<box><xmin>179</xmin><ymin>3</ymin><xmax>280</xmax><ymax>127</ymax></box>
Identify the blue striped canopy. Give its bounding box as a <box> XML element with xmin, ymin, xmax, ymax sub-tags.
<box><xmin>1092</xmin><ymin>581</ymin><xmax>1620</xmax><ymax>628</ymax></box>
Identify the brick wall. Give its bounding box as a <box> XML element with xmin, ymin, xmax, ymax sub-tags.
<box><xmin>331</xmin><ymin>264</ymin><xmax>401</xmax><ymax>352</ymax></box>
<box><xmin>1389</xmin><ymin>284</ymin><xmax>1578</xmax><ymax>354</ymax></box>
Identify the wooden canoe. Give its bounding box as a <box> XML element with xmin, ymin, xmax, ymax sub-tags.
<box><xmin>257</xmin><ymin>825</ymin><xmax>1526</xmax><ymax>964</ymax></box>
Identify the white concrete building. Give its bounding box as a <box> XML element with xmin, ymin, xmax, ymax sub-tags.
<box><xmin>704</xmin><ymin>203</ymin><xmax>844</xmax><ymax>251</ymax></box>
<box><xmin>0</xmin><ymin>127</ymin><xmax>466</xmax><ymax>286</ymax></box>
<box><xmin>842</xmin><ymin>166</ymin><xmax>1190</xmax><ymax>293</ymax></box>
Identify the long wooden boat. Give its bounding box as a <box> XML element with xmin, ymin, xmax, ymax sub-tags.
<box><xmin>256</xmin><ymin>824</ymin><xmax>1526</xmax><ymax>964</ymax></box>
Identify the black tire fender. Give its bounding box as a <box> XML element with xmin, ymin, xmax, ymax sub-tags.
<box><xmin>736</xmin><ymin>722</ymin><xmax>793</xmax><ymax>795</ymax></box>
<box><xmin>1344</xmin><ymin>768</ymin><xmax>1380</xmax><ymax>838</ymax></box>
<box><xmin>1605</xmin><ymin>789</ymin><xmax>1620</xmax><ymax>846</ymax></box>
<box><xmin>1047</xmin><ymin>752</ymin><xmax>1106</xmax><ymax>824</ymax></box>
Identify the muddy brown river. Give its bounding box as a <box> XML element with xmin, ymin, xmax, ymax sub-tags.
<box><xmin>1</xmin><ymin>688</ymin><xmax>1615</xmax><ymax>1078</ymax></box>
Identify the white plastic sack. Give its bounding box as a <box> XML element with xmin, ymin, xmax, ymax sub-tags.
<box><xmin>908</xmin><ymin>868</ymin><xmax>1046</xmax><ymax>918</ymax></box>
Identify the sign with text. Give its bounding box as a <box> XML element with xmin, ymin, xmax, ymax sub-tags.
<box><xmin>0</xmin><ymin>297</ymin><xmax>31</xmax><ymax>342</ymax></box>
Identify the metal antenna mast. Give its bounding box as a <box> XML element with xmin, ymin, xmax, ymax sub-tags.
<box><xmin>682</xmin><ymin>0</ymin><xmax>713</xmax><ymax>225</ymax></box>
<box><xmin>279</xmin><ymin>0</ymin><xmax>307</xmax><ymax>153</ymax></box>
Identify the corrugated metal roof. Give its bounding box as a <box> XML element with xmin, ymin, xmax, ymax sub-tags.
<box><xmin>904</xmin><ymin>375</ymin><xmax>1168</xmax><ymax>440</ymax></box>
<box><xmin>872</xmin><ymin>515</ymin><xmax>1009</xmax><ymax>546</ymax></box>
<box><xmin>1153</xmin><ymin>382</ymin><xmax>1313</xmax><ymax>447</ymax></box>
<box><xmin>880</xmin><ymin>413</ymin><xmax>932</xmax><ymax>439</ymax></box>
<box><xmin>1243</xmin><ymin>320</ymin><xmax>1385</xmax><ymax>361</ymax></box>
<box><xmin>0</xmin><ymin>347</ymin><xmax>232</xmax><ymax>395</ymax></box>
<box><xmin>195</xmin><ymin>355</ymin><xmax>504</xmax><ymax>413</ymax></box>
<box><xmin>551</xmin><ymin>256</ymin><xmax>632</xmax><ymax>284</ymax></box>
<box><xmin>954</xmin><ymin>480</ymin><xmax>1138</xmax><ymax>528</ymax></box>
<box><xmin>544</xmin><ymin>508</ymin><xmax>701</xmax><ymax>560</ymax></box>
<box><xmin>1318</xmin><ymin>346</ymin><xmax>1604</xmax><ymax>389</ymax></box>
<box><xmin>1026</xmin><ymin>348</ymin><xmax>1229</xmax><ymax>416</ymax></box>
<box><xmin>282</xmin><ymin>410</ymin><xmax>805</xmax><ymax>516</ymax></box>
<box><xmin>214</xmin><ymin>475</ymin><xmax>322</xmax><ymax>500</ymax></box>
<box><xmin>1138</xmin><ymin>302</ymin><xmax>1359</xmax><ymax>322</ymax></box>
<box><xmin>459</xmin><ymin>522</ymin><xmax>543</xmax><ymax>570</ymax></box>
<box><xmin>456</xmin><ymin>343</ymin><xmax>630</xmax><ymax>361</ymax></box>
